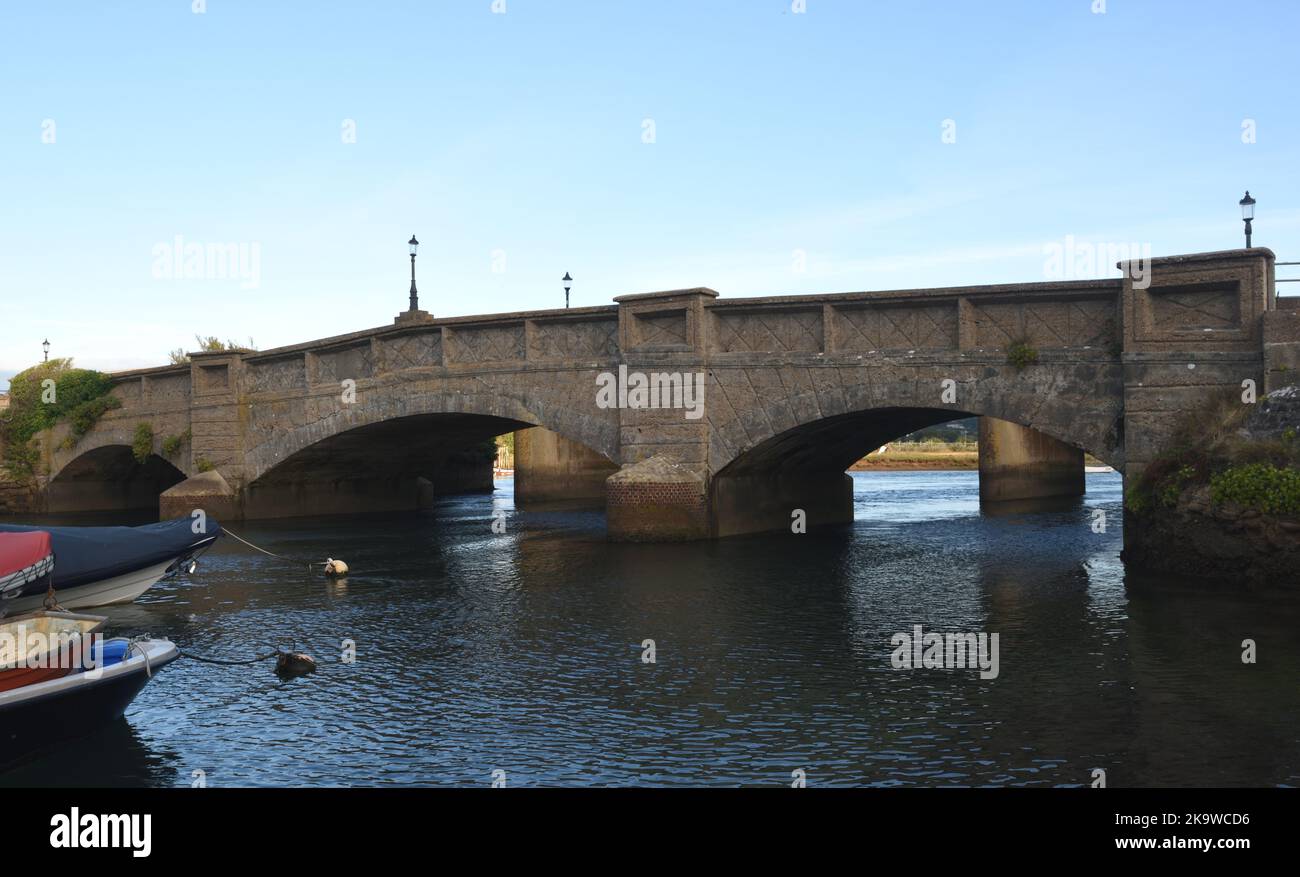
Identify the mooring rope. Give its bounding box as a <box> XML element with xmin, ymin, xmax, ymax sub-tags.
<box><xmin>179</xmin><ymin>647</ymin><xmax>319</xmax><ymax>677</ymax></box>
<box><xmin>179</xmin><ymin>649</ymin><xmax>280</xmax><ymax>666</ymax></box>
<box><xmin>221</xmin><ymin>527</ymin><xmax>328</xmax><ymax>571</ymax></box>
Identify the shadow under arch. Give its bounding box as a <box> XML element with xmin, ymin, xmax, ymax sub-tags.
<box><xmin>244</xmin><ymin>411</ymin><xmax>533</xmax><ymax>519</ymax></box>
<box><xmin>709</xmin><ymin>406</ymin><xmax>1115</xmax><ymax>538</ymax></box>
<box><xmin>242</xmin><ymin>387</ymin><xmax>619</xmax><ymax>486</ymax></box>
<box><xmin>45</xmin><ymin>445</ymin><xmax>186</xmax><ymax>514</ymax></box>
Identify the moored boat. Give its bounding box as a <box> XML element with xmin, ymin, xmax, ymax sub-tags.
<box><xmin>0</xmin><ymin>519</ymin><xmax>221</xmax><ymax>611</ymax></box>
<box><xmin>0</xmin><ymin>610</ymin><xmax>106</xmax><ymax>692</ymax></box>
<box><xmin>0</xmin><ymin>530</ymin><xmax>54</xmax><ymax>602</ymax></box>
<box><xmin>0</xmin><ymin>636</ymin><xmax>178</xmax><ymax>767</ymax></box>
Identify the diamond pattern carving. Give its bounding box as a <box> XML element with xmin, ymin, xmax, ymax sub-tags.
<box><xmin>449</xmin><ymin>324</ymin><xmax>526</xmax><ymax>364</ymax></box>
<box><xmin>837</xmin><ymin>305</ymin><xmax>955</xmax><ymax>350</ymax></box>
<box><xmin>715</xmin><ymin>310</ymin><xmax>823</xmax><ymax>353</ymax></box>
<box><xmin>532</xmin><ymin>320</ymin><xmax>618</xmax><ymax>359</ymax></box>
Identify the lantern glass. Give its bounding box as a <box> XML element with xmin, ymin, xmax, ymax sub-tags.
<box><xmin>408</xmin><ymin>236</ymin><xmax>419</xmax><ymax>256</ymax></box>
<box><xmin>1240</xmin><ymin>193</ymin><xmax>1255</xmax><ymax>221</ymax></box>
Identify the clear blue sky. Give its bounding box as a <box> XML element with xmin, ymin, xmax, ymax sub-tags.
<box><xmin>2</xmin><ymin>0</ymin><xmax>1297</xmax><ymax>384</ymax></box>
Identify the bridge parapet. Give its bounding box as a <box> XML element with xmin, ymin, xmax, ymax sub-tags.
<box><xmin>704</xmin><ymin>278</ymin><xmax>1122</xmax><ymax>358</ymax></box>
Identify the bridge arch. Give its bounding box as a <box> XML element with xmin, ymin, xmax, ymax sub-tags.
<box><xmin>45</xmin><ymin>444</ymin><xmax>187</xmax><ymax>513</ymax></box>
<box><xmin>703</xmin><ymin>362</ymin><xmax>1124</xmax><ymax>538</ymax></box>
<box><xmin>244</xmin><ymin>385</ymin><xmax>618</xmax><ymax>486</ymax></box>
<box><xmin>237</xmin><ymin>384</ymin><xmax>617</xmax><ymax>518</ymax></box>
<box><xmin>706</xmin><ymin>361</ymin><xmax>1124</xmax><ymax>478</ymax></box>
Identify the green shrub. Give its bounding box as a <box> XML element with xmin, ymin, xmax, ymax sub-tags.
<box><xmin>1210</xmin><ymin>464</ymin><xmax>1300</xmax><ymax>516</ymax></box>
<box><xmin>1005</xmin><ymin>337</ymin><xmax>1039</xmax><ymax>371</ymax></box>
<box><xmin>161</xmin><ymin>428</ymin><xmax>191</xmax><ymax>457</ymax></box>
<box><xmin>1159</xmin><ymin>465</ymin><xmax>1197</xmax><ymax>508</ymax></box>
<box><xmin>195</xmin><ymin>457</ymin><xmax>215</xmax><ymax>473</ymax></box>
<box><xmin>132</xmin><ymin>423</ymin><xmax>154</xmax><ymax>465</ymax></box>
<box><xmin>2</xmin><ymin>440</ymin><xmax>40</xmax><ymax>481</ymax></box>
<box><xmin>66</xmin><ymin>395</ymin><xmax>122</xmax><ymax>438</ymax></box>
<box><xmin>1124</xmin><ymin>482</ymin><xmax>1151</xmax><ymax>516</ymax></box>
<box><xmin>1</xmin><ymin>359</ymin><xmax>120</xmax><ymax>477</ymax></box>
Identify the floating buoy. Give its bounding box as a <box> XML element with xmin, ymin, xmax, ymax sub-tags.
<box><xmin>275</xmin><ymin>652</ymin><xmax>317</xmax><ymax>677</ymax></box>
<box><xmin>323</xmin><ymin>558</ymin><xmax>349</xmax><ymax>576</ymax></box>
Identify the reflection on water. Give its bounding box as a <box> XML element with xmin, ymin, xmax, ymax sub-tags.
<box><xmin>3</xmin><ymin>471</ymin><xmax>1298</xmax><ymax>787</ymax></box>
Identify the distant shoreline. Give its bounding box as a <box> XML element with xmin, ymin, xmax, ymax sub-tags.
<box><xmin>847</xmin><ymin>446</ymin><xmax>1113</xmax><ymax>472</ymax></box>
<box><xmin>850</xmin><ymin>455</ymin><xmax>978</xmax><ymax>471</ymax></box>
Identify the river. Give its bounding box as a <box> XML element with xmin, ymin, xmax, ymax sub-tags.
<box><xmin>3</xmin><ymin>470</ymin><xmax>1298</xmax><ymax>787</ymax></box>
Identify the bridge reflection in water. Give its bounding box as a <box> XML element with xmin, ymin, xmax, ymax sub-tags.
<box><xmin>5</xmin><ymin>470</ymin><xmax>1297</xmax><ymax>788</ymax></box>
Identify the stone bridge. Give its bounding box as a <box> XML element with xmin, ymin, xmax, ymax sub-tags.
<box><xmin>36</xmin><ymin>247</ymin><xmax>1297</xmax><ymax>541</ymax></box>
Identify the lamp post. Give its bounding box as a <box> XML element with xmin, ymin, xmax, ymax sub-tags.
<box><xmin>408</xmin><ymin>235</ymin><xmax>420</xmax><ymax>311</ymax></box>
<box><xmin>562</xmin><ymin>271</ymin><xmax>572</xmax><ymax>309</ymax></box>
<box><xmin>1239</xmin><ymin>191</ymin><xmax>1255</xmax><ymax>248</ymax></box>
<box><xmin>42</xmin><ymin>338</ymin><xmax>49</xmax><ymax>362</ymax></box>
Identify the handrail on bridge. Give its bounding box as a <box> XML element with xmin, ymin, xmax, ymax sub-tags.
<box><xmin>1278</xmin><ymin>260</ymin><xmax>1299</xmax><ymax>304</ymax></box>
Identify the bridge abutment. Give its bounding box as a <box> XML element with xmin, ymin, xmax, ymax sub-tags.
<box><xmin>977</xmin><ymin>417</ymin><xmax>1084</xmax><ymax>504</ymax></box>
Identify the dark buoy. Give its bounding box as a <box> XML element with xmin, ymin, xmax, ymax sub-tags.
<box><xmin>276</xmin><ymin>652</ymin><xmax>317</xmax><ymax>678</ymax></box>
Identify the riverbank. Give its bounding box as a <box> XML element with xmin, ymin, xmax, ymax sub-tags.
<box><xmin>850</xmin><ymin>442</ymin><xmax>978</xmax><ymax>471</ymax></box>
<box><xmin>1123</xmin><ymin>386</ymin><xmax>1300</xmax><ymax>586</ymax></box>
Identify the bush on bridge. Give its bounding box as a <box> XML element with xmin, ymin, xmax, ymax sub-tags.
<box><xmin>132</xmin><ymin>423</ymin><xmax>155</xmax><ymax>465</ymax></box>
<box><xmin>1004</xmin><ymin>337</ymin><xmax>1039</xmax><ymax>371</ymax></box>
<box><xmin>2</xmin><ymin>358</ymin><xmax>120</xmax><ymax>478</ymax></box>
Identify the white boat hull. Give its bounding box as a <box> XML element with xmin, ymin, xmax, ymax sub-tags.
<box><xmin>1</xmin><ymin>558</ymin><xmax>175</xmax><ymax>613</ymax></box>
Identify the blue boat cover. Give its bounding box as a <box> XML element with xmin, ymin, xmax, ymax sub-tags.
<box><xmin>0</xmin><ymin>519</ymin><xmax>221</xmax><ymax>594</ymax></box>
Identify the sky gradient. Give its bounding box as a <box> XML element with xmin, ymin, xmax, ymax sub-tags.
<box><xmin>2</xmin><ymin>0</ymin><xmax>1297</xmax><ymax>385</ymax></box>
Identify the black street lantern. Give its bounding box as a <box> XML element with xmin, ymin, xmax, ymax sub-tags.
<box><xmin>1239</xmin><ymin>192</ymin><xmax>1256</xmax><ymax>248</ymax></box>
<box><xmin>42</xmin><ymin>338</ymin><xmax>49</xmax><ymax>362</ymax></box>
<box><xmin>562</xmin><ymin>271</ymin><xmax>572</xmax><ymax>309</ymax></box>
<box><xmin>408</xmin><ymin>235</ymin><xmax>420</xmax><ymax>311</ymax></box>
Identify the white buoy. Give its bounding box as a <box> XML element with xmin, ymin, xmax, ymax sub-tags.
<box><xmin>323</xmin><ymin>558</ymin><xmax>349</xmax><ymax>576</ymax></box>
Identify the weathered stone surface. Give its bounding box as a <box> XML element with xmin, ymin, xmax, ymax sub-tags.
<box><xmin>607</xmin><ymin>454</ymin><xmax>708</xmax><ymax>541</ymax></box>
<box><xmin>1124</xmin><ymin>484</ymin><xmax>1300</xmax><ymax>587</ymax></box>
<box><xmin>1243</xmin><ymin>386</ymin><xmax>1300</xmax><ymax>439</ymax></box>
<box><xmin>0</xmin><ymin>469</ymin><xmax>41</xmax><ymax>515</ymax></box>
<box><xmin>30</xmin><ymin>248</ymin><xmax>1281</xmax><ymax>563</ymax></box>
<box><xmin>978</xmin><ymin>417</ymin><xmax>1084</xmax><ymax>503</ymax></box>
<box><xmin>160</xmin><ymin>470</ymin><xmax>237</xmax><ymax>521</ymax></box>
<box><xmin>515</xmin><ymin>426</ymin><xmax>617</xmax><ymax>505</ymax></box>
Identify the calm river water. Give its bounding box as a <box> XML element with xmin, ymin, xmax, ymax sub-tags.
<box><xmin>3</xmin><ymin>470</ymin><xmax>1298</xmax><ymax>787</ymax></box>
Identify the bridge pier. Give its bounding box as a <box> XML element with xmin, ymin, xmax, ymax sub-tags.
<box><xmin>514</xmin><ymin>427</ymin><xmax>617</xmax><ymax>506</ymax></box>
<box><xmin>977</xmin><ymin>417</ymin><xmax>1084</xmax><ymax>504</ymax></box>
<box><xmin>606</xmin><ymin>456</ymin><xmax>710</xmax><ymax>541</ymax></box>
